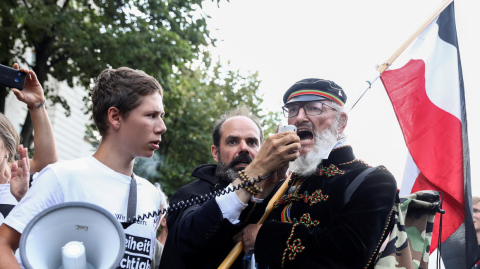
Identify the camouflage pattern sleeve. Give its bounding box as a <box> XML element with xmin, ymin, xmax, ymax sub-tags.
<box><xmin>375</xmin><ymin>191</ymin><xmax>440</xmax><ymax>269</ymax></box>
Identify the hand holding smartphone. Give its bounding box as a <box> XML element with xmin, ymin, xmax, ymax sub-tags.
<box><xmin>278</xmin><ymin>125</ymin><xmax>298</xmax><ymax>154</ymax></box>
<box><xmin>7</xmin><ymin>63</ymin><xmax>45</xmax><ymax>109</ymax></box>
<box><xmin>278</xmin><ymin>125</ymin><xmax>297</xmax><ymax>134</ymax></box>
<box><xmin>0</xmin><ymin>64</ymin><xmax>27</xmax><ymax>90</ymax></box>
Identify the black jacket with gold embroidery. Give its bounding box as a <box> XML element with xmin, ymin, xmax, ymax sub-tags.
<box><xmin>255</xmin><ymin>146</ymin><xmax>397</xmax><ymax>269</ymax></box>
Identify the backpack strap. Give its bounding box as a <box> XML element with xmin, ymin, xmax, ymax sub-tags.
<box><xmin>343</xmin><ymin>167</ymin><xmax>377</xmax><ymax>204</ymax></box>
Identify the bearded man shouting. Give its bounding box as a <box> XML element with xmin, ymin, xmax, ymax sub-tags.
<box><xmin>236</xmin><ymin>78</ymin><xmax>397</xmax><ymax>269</ymax></box>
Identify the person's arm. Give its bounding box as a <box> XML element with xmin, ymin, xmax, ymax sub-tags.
<box><xmin>12</xmin><ymin>63</ymin><xmax>58</xmax><ymax>173</ymax></box>
<box><xmin>176</xmin><ymin>199</ymin><xmax>238</xmax><ymax>255</ymax></box>
<box><xmin>213</xmin><ymin>132</ymin><xmax>299</xmax><ymax>225</ymax></box>
<box><xmin>233</xmin><ymin>131</ymin><xmax>300</xmax><ymax>204</ymax></box>
<box><xmin>0</xmin><ymin>224</ymin><xmax>22</xmax><ymax>269</ymax></box>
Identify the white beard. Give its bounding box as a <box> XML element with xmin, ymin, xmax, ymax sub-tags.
<box><xmin>289</xmin><ymin>125</ymin><xmax>339</xmax><ymax>177</ymax></box>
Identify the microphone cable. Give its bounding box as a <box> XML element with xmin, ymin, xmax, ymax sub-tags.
<box><xmin>126</xmin><ymin>172</ymin><xmax>274</xmax><ymax>224</ymax></box>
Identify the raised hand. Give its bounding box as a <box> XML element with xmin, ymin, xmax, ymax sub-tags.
<box><xmin>252</xmin><ymin>126</ymin><xmax>294</xmax><ymax>198</ymax></box>
<box><xmin>232</xmin><ymin>131</ymin><xmax>300</xmax><ymax>203</ymax></box>
<box><xmin>10</xmin><ymin>145</ymin><xmax>30</xmax><ymax>202</ymax></box>
<box><xmin>244</xmin><ymin>131</ymin><xmax>300</xmax><ymax>180</ymax></box>
<box><xmin>11</xmin><ymin>63</ymin><xmax>45</xmax><ymax>109</ymax></box>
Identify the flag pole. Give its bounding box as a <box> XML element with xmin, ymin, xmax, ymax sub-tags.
<box><xmin>348</xmin><ymin>0</ymin><xmax>454</xmax><ymax>112</ymax></box>
<box><xmin>376</xmin><ymin>0</ymin><xmax>453</xmax><ymax>74</ymax></box>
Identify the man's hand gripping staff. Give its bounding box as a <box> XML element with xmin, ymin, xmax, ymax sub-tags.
<box><xmin>219</xmin><ymin>131</ymin><xmax>300</xmax><ymax>269</ymax></box>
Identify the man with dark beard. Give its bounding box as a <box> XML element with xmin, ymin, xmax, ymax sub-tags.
<box><xmin>160</xmin><ymin>106</ymin><xmax>300</xmax><ymax>269</ymax></box>
<box><xmin>235</xmin><ymin>78</ymin><xmax>398</xmax><ymax>269</ymax></box>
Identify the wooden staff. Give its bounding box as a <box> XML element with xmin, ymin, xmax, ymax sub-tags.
<box><xmin>376</xmin><ymin>0</ymin><xmax>454</xmax><ymax>74</ymax></box>
<box><xmin>348</xmin><ymin>0</ymin><xmax>454</xmax><ymax>112</ymax></box>
<box><xmin>217</xmin><ymin>174</ymin><xmax>293</xmax><ymax>269</ymax></box>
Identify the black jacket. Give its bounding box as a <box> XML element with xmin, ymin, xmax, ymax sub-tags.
<box><xmin>255</xmin><ymin>146</ymin><xmax>397</xmax><ymax>268</ymax></box>
<box><xmin>160</xmin><ymin>164</ymin><xmax>257</xmax><ymax>269</ymax></box>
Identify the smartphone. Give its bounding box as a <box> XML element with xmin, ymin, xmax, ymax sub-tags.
<box><xmin>0</xmin><ymin>64</ymin><xmax>27</xmax><ymax>90</ymax></box>
<box><xmin>278</xmin><ymin>125</ymin><xmax>297</xmax><ymax>133</ymax></box>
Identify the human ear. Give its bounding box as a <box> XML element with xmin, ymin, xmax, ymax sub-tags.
<box><xmin>211</xmin><ymin>145</ymin><xmax>219</xmax><ymax>163</ymax></box>
<box><xmin>107</xmin><ymin>107</ymin><xmax>122</xmax><ymax>131</ymax></box>
<box><xmin>338</xmin><ymin>112</ymin><xmax>348</xmax><ymax>133</ymax></box>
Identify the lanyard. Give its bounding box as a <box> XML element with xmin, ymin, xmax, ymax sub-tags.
<box><xmin>126</xmin><ymin>173</ymin><xmax>137</xmax><ymax>222</ymax></box>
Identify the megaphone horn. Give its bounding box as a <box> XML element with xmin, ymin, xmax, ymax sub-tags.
<box><xmin>20</xmin><ymin>202</ymin><xmax>126</xmax><ymax>269</ymax></box>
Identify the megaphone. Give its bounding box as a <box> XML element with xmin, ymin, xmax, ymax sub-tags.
<box><xmin>19</xmin><ymin>202</ymin><xmax>126</xmax><ymax>269</ymax></box>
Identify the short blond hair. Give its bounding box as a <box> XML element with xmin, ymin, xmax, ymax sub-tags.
<box><xmin>473</xmin><ymin>196</ymin><xmax>480</xmax><ymax>205</ymax></box>
<box><xmin>0</xmin><ymin>113</ymin><xmax>20</xmax><ymax>163</ymax></box>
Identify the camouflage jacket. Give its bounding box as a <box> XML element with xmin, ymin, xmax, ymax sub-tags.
<box><xmin>375</xmin><ymin>191</ymin><xmax>440</xmax><ymax>269</ymax></box>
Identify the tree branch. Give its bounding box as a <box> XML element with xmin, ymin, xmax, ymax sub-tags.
<box><xmin>61</xmin><ymin>0</ymin><xmax>71</xmax><ymax>12</ymax></box>
<box><xmin>16</xmin><ymin>0</ymin><xmax>35</xmax><ymax>14</ymax></box>
<box><xmin>21</xmin><ymin>0</ymin><xmax>29</xmax><ymax>9</ymax></box>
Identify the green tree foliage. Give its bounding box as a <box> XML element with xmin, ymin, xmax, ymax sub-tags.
<box><xmin>0</xmin><ymin>0</ymin><xmax>281</xmax><ymax>197</ymax></box>
<box><xmin>134</xmin><ymin>58</ymin><xmax>281</xmax><ymax>197</ymax></box>
<box><xmin>0</xmin><ymin>0</ymin><xmax>215</xmax><ymax>147</ymax></box>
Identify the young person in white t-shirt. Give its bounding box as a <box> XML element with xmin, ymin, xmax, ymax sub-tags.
<box><xmin>0</xmin><ymin>67</ymin><xmax>167</xmax><ymax>269</ymax></box>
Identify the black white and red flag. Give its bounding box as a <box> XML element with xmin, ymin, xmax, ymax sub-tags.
<box><xmin>380</xmin><ymin>2</ymin><xmax>479</xmax><ymax>268</ymax></box>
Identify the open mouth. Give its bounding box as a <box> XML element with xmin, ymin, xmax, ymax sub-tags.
<box><xmin>297</xmin><ymin>128</ymin><xmax>314</xmax><ymax>142</ymax></box>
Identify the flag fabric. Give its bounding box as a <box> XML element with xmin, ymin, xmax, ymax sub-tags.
<box><xmin>380</xmin><ymin>2</ymin><xmax>478</xmax><ymax>268</ymax></box>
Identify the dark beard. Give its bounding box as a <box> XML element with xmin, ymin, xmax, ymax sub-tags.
<box><xmin>216</xmin><ymin>152</ymin><xmax>253</xmax><ymax>183</ymax></box>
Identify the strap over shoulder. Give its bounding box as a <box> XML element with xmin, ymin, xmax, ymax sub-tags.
<box><xmin>343</xmin><ymin>167</ymin><xmax>377</xmax><ymax>204</ymax></box>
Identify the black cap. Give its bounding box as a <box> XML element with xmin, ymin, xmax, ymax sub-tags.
<box><xmin>283</xmin><ymin>78</ymin><xmax>347</xmax><ymax>106</ymax></box>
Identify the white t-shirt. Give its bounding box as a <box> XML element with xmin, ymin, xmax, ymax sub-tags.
<box><xmin>4</xmin><ymin>156</ymin><xmax>161</xmax><ymax>269</ymax></box>
<box><xmin>0</xmin><ymin>184</ymin><xmax>18</xmax><ymax>225</ymax></box>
